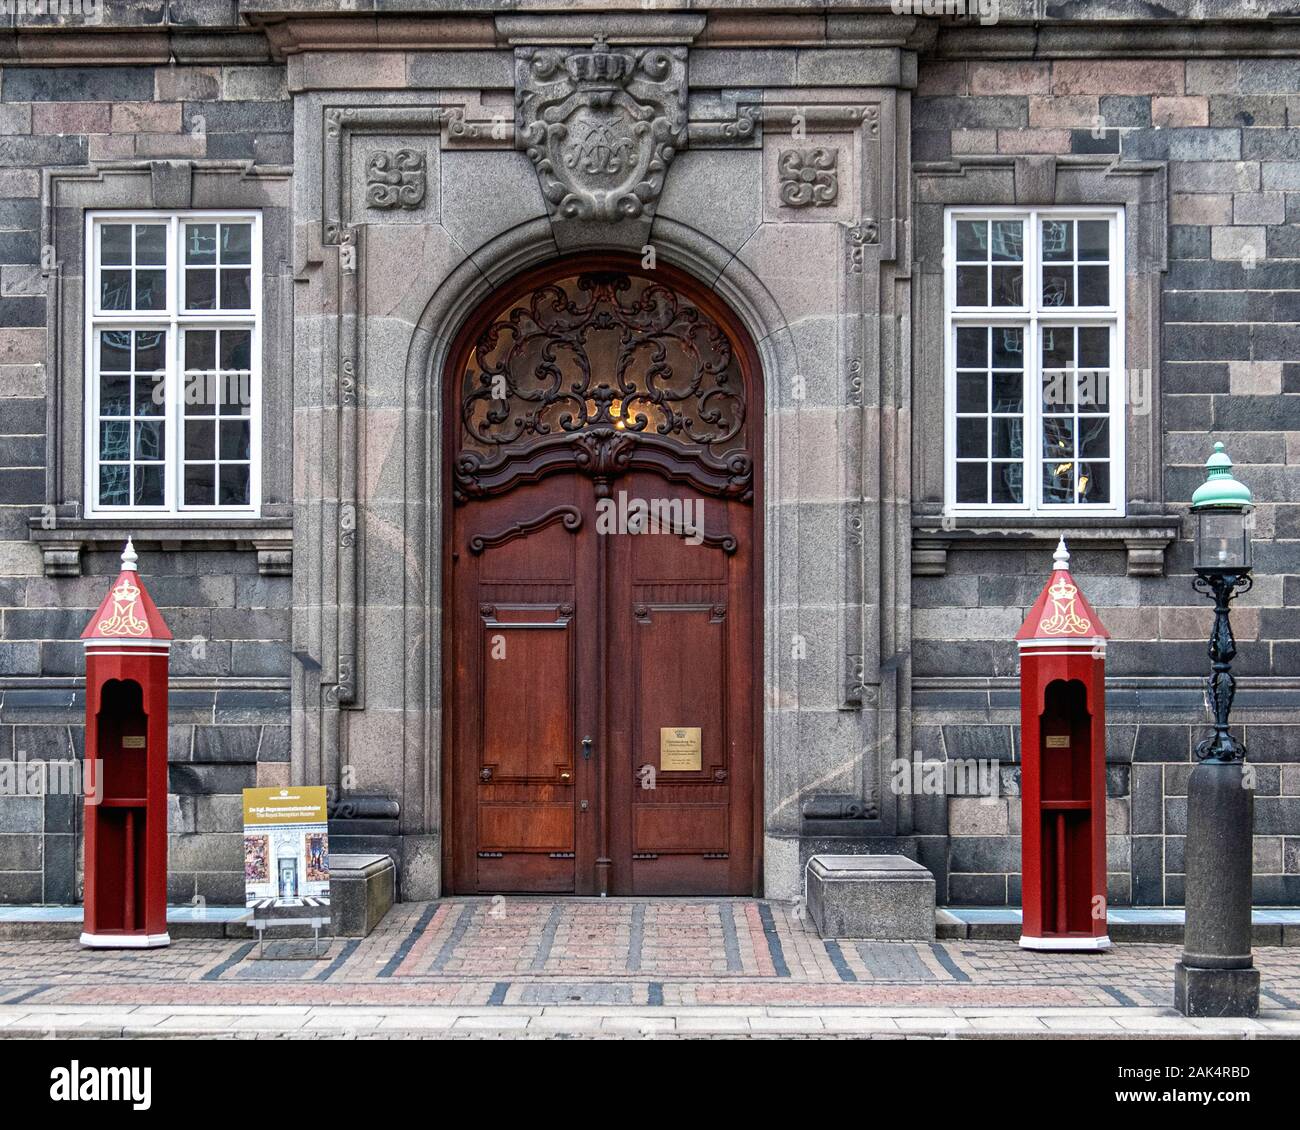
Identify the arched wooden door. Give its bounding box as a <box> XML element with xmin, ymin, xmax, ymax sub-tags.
<box><xmin>443</xmin><ymin>256</ymin><xmax>762</xmax><ymax>896</ymax></box>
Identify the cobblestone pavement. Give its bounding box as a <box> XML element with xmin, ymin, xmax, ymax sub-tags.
<box><xmin>2</xmin><ymin>899</ymin><xmax>1299</xmax><ymax>1037</ymax></box>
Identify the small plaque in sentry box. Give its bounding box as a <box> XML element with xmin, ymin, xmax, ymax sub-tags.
<box><xmin>1044</xmin><ymin>735</ymin><xmax>1071</xmax><ymax>748</ymax></box>
<box><xmin>660</xmin><ymin>727</ymin><xmax>702</xmax><ymax>772</ymax></box>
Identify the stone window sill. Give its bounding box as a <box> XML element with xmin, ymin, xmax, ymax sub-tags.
<box><xmin>911</xmin><ymin>514</ymin><xmax>1182</xmax><ymax>577</ymax></box>
<box><xmin>28</xmin><ymin>515</ymin><xmax>293</xmax><ymax>577</ymax></box>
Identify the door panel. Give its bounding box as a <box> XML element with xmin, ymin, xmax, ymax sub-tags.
<box><xmin>450</xmin><ymin>478</ymin><xmax>596</xmax><ymax>893</ymax></box>
<box><xmin>608</xmin><ymin>472</ymin><xmax>754</xmax><ymax>895</ymax></box>
<box><xmin>446</xmin><ymin>255</ymin><xmax>760</xmax><ymax>896</ymax></box>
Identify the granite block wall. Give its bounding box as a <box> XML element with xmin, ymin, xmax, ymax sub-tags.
<box><xmin>912</xmin><ymin>56</ymin><xmax>1300</xmax><ymax>906</ymax></box>
<box><xmin>0</xmin><ymin>39</ymin><xmax>293</xmax><ymax>905</ymax></box>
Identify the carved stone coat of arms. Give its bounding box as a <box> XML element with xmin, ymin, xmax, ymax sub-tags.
<box><xmin>515</xmin><ymin>39</ymin><xmax>687</xmax><ymax>222</ymax></box>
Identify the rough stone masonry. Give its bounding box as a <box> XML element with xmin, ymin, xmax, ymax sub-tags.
<box><xmin>0</xmin><ymin>1</ymin><xmax>1297</xmax><ymax>908</ymax></box>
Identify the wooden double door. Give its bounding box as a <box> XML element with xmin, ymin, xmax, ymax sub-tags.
<box><xmin>443</xmin><ymin>258</ymin><xmax>761</xmax><ymax>896</ymax></box>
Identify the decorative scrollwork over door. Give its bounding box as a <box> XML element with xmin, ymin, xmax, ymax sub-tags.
<box><xmin>453</xmin><ymin>264</ymin><xmax>755</xmax><ymax>502</ymax></box>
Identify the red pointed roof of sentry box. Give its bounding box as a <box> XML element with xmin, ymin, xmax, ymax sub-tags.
<box><xmin>81</xmin><ymin>538</ymin><xmax>172</xmax><ymax>642</ymax></box>
<box><xmin>1015</xmin><ymin>538</ymin><xmax>1109</xmax><ymax>643</ymax></box>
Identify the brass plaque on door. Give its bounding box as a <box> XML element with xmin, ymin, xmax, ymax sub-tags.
<box><xmin>1044</xmin><ymin>735</ymin><xmax>1070</xmax><ymax>748</ymax></box>
<box><xmin>122</xmin><ymin>735</ymin><xmax>146</xmax><ymax>749</ymax></box>
<box><xmin>660</xmin><ymin>727</ymin><xmax>702</xmax><ymax>772</ymax></box>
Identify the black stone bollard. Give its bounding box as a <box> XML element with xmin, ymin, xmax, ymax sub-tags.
<box><xmin>1173</xmin><ymin>758</ymin><xmax>1258</xmax><ymax>1017</ymax></box>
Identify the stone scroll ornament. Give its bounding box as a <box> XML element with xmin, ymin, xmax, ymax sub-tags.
<box><xmin>365</xmin><ymin>148</ymin><xmax>426</xmax><ymax>210</ymax></box>
<box><xmin>515</xmin><ymin>38</ymin><xmax>687</xmax><ymax>222</ymax></box>
<box><xmin>777</xmin><ymin>147</ymin><xmax>838</xmax><ymax>207</ymax></box>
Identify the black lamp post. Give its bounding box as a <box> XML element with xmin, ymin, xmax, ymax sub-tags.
<box><xmin>1174</xmin><ymin>442</ymin><xmax>1259</xmax><ymax>1017</ymax></box>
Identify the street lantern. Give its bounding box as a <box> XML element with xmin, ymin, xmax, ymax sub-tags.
<box><xmin>1192</xmin><ymin>441</ymin><xmax>1253</xmax><ymax>574</ymax></box>
<box><xmin>1175</xmin><ymin>441</ymin><xmax>1259</xmax><ymax>1018</ymax></box>
<box><xmin>1189</xmin><ymin>441</ymin><xmax>1253</xmax><ymax>763</ymax></box>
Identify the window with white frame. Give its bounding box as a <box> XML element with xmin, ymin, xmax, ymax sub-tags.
<box><xmin>944</xmin><ymin>207</ymin><xmax>1125</xmax><ymax>516</ymax></box>
<box><xmin>86</xmin><ymin>212</ymin><xmax>261</xmax><ymax>515</ymax></box>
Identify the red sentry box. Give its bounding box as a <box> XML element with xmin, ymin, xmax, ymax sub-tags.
<box><xmin>80</xmin><ymin>539</ymin><xmax>172</xmax><ymax>948</ymax></box>
<box><xmin>1015</xmin><ymin>539</ymin><xmax>1110</xmax><ymax>952</ymax></box>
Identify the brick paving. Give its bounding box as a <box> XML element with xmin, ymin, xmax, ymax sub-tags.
<box><xmin>1</xmin><ymin>899</ymin><xmax>1299</xmax><ymax>1037</ymax></box>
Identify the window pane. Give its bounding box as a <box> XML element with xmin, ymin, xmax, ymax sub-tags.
<box><xmin>135</xmin><ymin>269</ymin><xmax>166</xmax><ymax>311</ymax></box>
<box><xmin>221</xmin><ymin>329</ymin><xmax>252</xmax><ymax>371</ymax></box>
<box><xmin>219</xmin><ymin>419</ymin><xmax>250</xmax><ymax>460</ymax></box>
<box><xmin>1041</xmin><ymin>219</ymin><xmax>1072</xmax><ymax>261</ymax></box>
<box><xmin>134</xmin><ymin>420</ymin><xmax>165</xmax><ymax>460</ymax></box>
<box><xmin>1042</xmin><ymin>416</ymin><xmax>1074</xmax><ymax>459</ymax></box>
<box><xmin>101</xmin><ymin>225</ymin><xmax>132</xmax><ymax>266</ymax></box>
<box><xmin>1077</xmin><ymin>371</ymin><xmax>1107</xmax><ymax>409</ymax></box>
<box><xmin>100</xmin><ymin>373</ymin><xmax>131</xmax><ymax>415</ymax></box>
<box><xmin>185</xmin><ymin>464</ymin><xmax>215</xmax><ymax>506</ymax></box>
<box><xmin>132</xmin><ymin>330</ymin><xmax>164</xmax><ymax>375</ymax></box>
<box><xmin>134</xmin><ymin>372</ymin><xmax>165</xmax><ymax>417</ymax></box>
<box><xmin>956</xmin><ymin>418</ymin><xmax>986</xmax><ymax>458</ymax></box>
<box><xmin>991</xmin><ymin>265</ymin><xmax>1022</xmax><ymax>307</ymax></box>
<box><xmin>991</xmin><ymin>417</ymin><xmax>1022</xmax><ymax>459</ymax></box>
<box><xmin>183</xmin><ymin>372</ymin><xmax>210</xmax><ymax>416</ymax></box>
<box><xmin>956</xmin><ymin>265</ymin><xmax>986</xmax><ymax>305</ymax></box>
<box><xmin>1077</xmin><ymin>220</ymin><xmax>1109</xmax><ymax>261</ymax></box>
<box><xmin>991</xmin><ymin>462</ymin><xmax>1023</xmax><ymax>504</ymax></box>
<box><xmin>1079</xmin><ymin>417</ymin><xmax>1110</xmax><ymax>458</ymax></box>
<box><xmin>186</xmin><ymin>268</ymin><xmax>217</xmax><ymax>310</ymax></box>
<box><xmin>135</xmin><ymin>224</ymin><xmax>167</xmax><ymax>265</ymax></box>
<box><xmin>1078</xmin><ymin>326</ymin><xmax>1109</xmax><ymax>367</ymax></box>
<box><xmin>956</xmin><ymin>462</ymin><xmax>986</xmax><ymax>503</ymax></box>
<box><xmin>1042</xmin><ymin>461</ymin><xmax>1074</xmax><ymax>504</ymax></box>
<box><xmin>990</xmin><ymin>221</ymin><xmax>1023</xmax><ymax>262</ymax></box>
<box><xmin>99</xmin><ymin>464</ymin><xmax>130</xmax><ymax>506</ymax></box>
<box><xmin>217</xmin><ymin>372</ymin><xmax>248</xmax><ymax>414</ymax></box>
<box><xmin>134</xmin><ymin>464</ymin><xmax>165</xmax><ymax>506</ymax></box>
<box><xmin>991</xmin><ymin>371</ymin><xmax>1023</xmax><ymax>413</ymax></box>
<box><xmin>220</xmin><ymin>268</ymin><xmax>252</xmax><ymax>309</ymax></box>
<box><xmin>100</xmin><ymin>330</ymin><xmax>131</xmax><ymax>371</ymax></box>
<box><xmin>185</xmin><ymin>420</ymin><xmax>214</xmax><ymax>460</ymax></box>
<box><xmin>956</xmin><ymin>371</ymin><xmax>985</xmax><ymax>413</ymax></box>
<box><xmin>186</xmin><ymin>224</ymin><xmax>217</xmax><ymax>265</ymax></box>
<box><xmin>1078</xmin><ymin>460</ymin><xmax>1109</xmax><ymax>503</ymax></box>
<box><xmin>1042</xmin><ymin>266</ymin><xmax>1072</xmax><ymax>307</ymax></box>
<box><xmin>991</xmin><ymin>327</ymin><xmax>1023</xmax><ymax>368</ymax></box>
<box><xmin>221</xmin><ymin>223</ymin><xmax>252</xmax><ymax>264</ymax></box>
<box><xmin>100</xmin><ymin>421</ymin><xmax>130</xmax><ymax>460</ymax></box>
<box><xmin>1078</xmin><ymin>265</ymin><xmax>1109</xmax><ymax>306</ymax></box>
<box><xmin>956</xmin><ymin>326</ymin><xmax>987</xmax><ymax>367</ymax></box>
<box><xmin>955</xmin><ymin>220</ymin><xmax>986</xmax><ymax>260</ymax></box>
<box><xmin>1041</xmin><ymin>326</ymin><xmax>1074</xmax><ymax>368</ymax></box>
<box><xmin>185</xmin><ymin>329</ymin><xmax>217</xmax><ymax>371</ymax></box>
<box><xmin>100</xmin><ymin>270</ymin><xmax>132</xmax><ymax>310</ymax></box>
<box><xmin>218</xmin><ymin>464</ymin><xmax>250</xmax><ymax>506</ymax></box>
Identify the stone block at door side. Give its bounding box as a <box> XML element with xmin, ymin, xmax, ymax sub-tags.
<box><xmin>805</xmin><ymin>854</ymin><xmax>937</xmax><ymax>940</ymax></box>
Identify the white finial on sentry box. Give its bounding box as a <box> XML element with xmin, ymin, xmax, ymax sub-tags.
<box><xmin>1053</xmin><ymin>536</ymin><xmax>1070</xmax><ymax>571</ymax></box>
<box><xmin>121</xmin><ymin>536</ymin><xmax>138</xmax><ymax>572</ymax></box>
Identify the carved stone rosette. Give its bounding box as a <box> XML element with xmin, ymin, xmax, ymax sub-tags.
<box><xmin>365</xmin><ymin>148</ymin><xmax>426</xmax><ymax>210</ymax></box>
<box><xmin>515</xmin><ymin>38</ymin><xmax>687</xmax><ymax>222</ymax></box>
<box><xmin>778</xmin><ymin>147</ymin><xmax>839</xmax><ymax>207</ymax></box>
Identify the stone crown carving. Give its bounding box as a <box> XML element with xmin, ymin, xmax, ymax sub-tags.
<box><xmin>515</xmin><ymin>38</ymin><xmax>687</xmax><ymax>222</ymax></box>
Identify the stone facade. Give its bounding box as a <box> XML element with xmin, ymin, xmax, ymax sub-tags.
<box><xmin>0</xmin><ymin>3</ymin><xmax>1297</xmax><ymax>907</ymax></box>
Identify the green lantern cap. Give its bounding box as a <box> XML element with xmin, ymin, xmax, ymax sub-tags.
<box><xmin>1191</xmin><ymin>441</ymin><xmax>1254</xmax><ymax>510</ymax></box>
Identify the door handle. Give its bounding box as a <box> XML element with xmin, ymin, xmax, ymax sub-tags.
<box><xmin>581</xmin><ymin>736</ymin><xmax>593</xmax><ymax>761</ymax></box>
